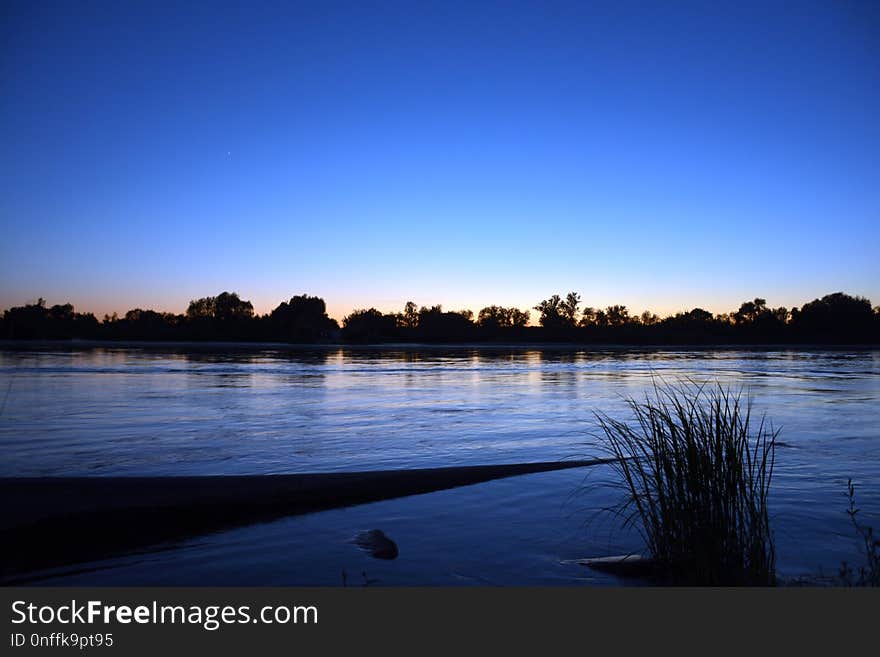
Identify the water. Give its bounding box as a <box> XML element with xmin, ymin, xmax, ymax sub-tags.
<box><xmin>1</xmin><ymin>345</ymin><xmax>878</xmax><ymax>584</ymax></box>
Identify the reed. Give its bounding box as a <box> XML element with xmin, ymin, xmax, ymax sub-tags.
<box><xmin>838</xmin><ymin>478</ymin><xmax>879</xmax><ymax>587</ymax></box>
<box><xmin>595</xmin><ymin>380</ymin><xmax>777</xmax><ymax>585</ymax></box>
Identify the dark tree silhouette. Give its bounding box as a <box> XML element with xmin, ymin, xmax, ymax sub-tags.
<box><xmin>401</xmin><ymin>301</ymin><xmax>419</xmax><ymax>329</ymax></box>
<box><xmin>640</xmin><ymin>310</ymin><xmax>660</xmax><ymax>326</ymax></box>
<box><xmin>683</xmin><ymin>308</ymin><xmax>713</xmax><ymax>323</ymax></box>
<box><xmin>116</xmin><ymin>309</ymin><xmax>183</xmax><ymax>340</ymax></box>
<box><xmin>0</xmin><ymin>299</ymin><xmax>98</xmax><ymax>339</ymax></box>
<box><xmin>793</xmin><ymin>292</ymin><xmax>874</xmax><ymax>341</ymax></box>
<box><xmin>477</xmin><ymin>306</ymin><xmax>530</xmax><ymax>330</ymax></box>
<box><xmin>186</xmin><ymin>296</ymin><xmax>215</xmax><ymax>320</ymax></box>
<box><xmin>733</xmin><ymin>298</ymin><xmax>767</xmax><ymax>325</ymax></box>
<box><xmin>559</xmin><ymin>292</ymin><xmax>581</xmax><ymax>325</ymax></box>
<box><xmin>2</xmin><ymin>290</ymin><xmax>877</xmax><ymax>344</ymax></box>
<box><xmin>185</xmin><ymin>292</ymin><xmax>253</xmax><ymax>322</ymax></box>
<box><xmin>579</xmin><ymin>306</ymin><xmax>600</xmax><ymax>327</ymax></box>
<box><xmin>534</xmin><ymin>295</ymin><xmax>565</xmax><ymax>329</ymax></box>
<box><xmin>415</xmin><ymin>305</ymin><xmax>476</xmax><ymax>340</ymax></box>
<box><xmin>184</xmin><ymin>291</ymin><xmax>255</xmax><ymax>339</ymax></box>
<box><xmin>342</xmin><ymin>308</ymin><xmax>397</xmax><ymax>342</ymax></box>
<box><xmin>605</xmin><ymin>305</ymin><xmax>631</xmax><ymax>327</ymax></box>
<box><xmin>214</xmin><ymin>292</ymin><xmax>254</xmax><ymax>322</ymax></box>
<box><xmin>270</xmin><ymin>295</ymin><xmax>338</xmax><ymax>342</ymax></box>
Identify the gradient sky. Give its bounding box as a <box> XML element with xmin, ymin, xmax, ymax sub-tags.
<box><xmin>2</xmin><ymin>1</ymin><xmax>878</xmax><ymax>322</ymax></box>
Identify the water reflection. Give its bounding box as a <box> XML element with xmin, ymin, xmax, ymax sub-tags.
<box><xmin>2</xmin><ymin>345</ymin><xmax>878</xmax><ymax>583</ymax></box>
<box><xmin>0</xmin><ymin>347</ymin><xmax>877</xmax><ymax>483</ymax></box>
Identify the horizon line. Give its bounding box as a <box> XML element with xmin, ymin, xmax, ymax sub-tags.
<box><xmin>2</xmin><ymin>289</ymin><xmax>877</xmax><ymax>328</ymax></box>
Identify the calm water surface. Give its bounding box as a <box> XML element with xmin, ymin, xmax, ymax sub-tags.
<box><xmin>1</xmin><ymin>345</ymin><xmax>878</xmax><ymax>584</ymax></box>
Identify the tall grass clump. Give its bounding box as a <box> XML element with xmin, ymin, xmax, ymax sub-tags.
<box><xmin>596</xmin><ymin>380</ymin><xmax>778</xmax><ymax>585</ymax></box>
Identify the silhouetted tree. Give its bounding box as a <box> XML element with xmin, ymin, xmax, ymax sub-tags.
<box><xmin>48</xmin><ymin>303</ymin><xmax>74</xmax><ymax>322</ymax></box>
<box><xmin>117</xmin><ymin>309</ymin><xmax>181</xmax><ymax>339</ymax></box>
<box><xmin>734</xmin><ymin>298</ymin><xmax>768</xmax><ymax>325</ymax></box>
<box><xmin>270</xmin><ymin>294</ymin><xmax>338</xmax><ymax>342</ymax></box>
<box><xmin>605</xmin><ymin>305</ymin><xmax>631</xmax><ymax>327</ymax></box>
<box><xmin>639</xmin><ymin>310</ymin><xmax>660</xmax><ymax>326</ymax></box>
<box><xmin>1</xmin><ymin>300</ymin><xmax>97</xmax><ymax>339</ymax></box>
<box><xmin>559</xmin><ymin>292</ymin><xmax>581</xmax><ymax>325</ymax></box>
<box><xmin>510</xmin><ymin>308</ymin><xmax>529</xmax><ymax>328</ymax></box>
<box><xmin>580</xmin><ymin>306</ymin><xmax>600</xmax><ymax>327</ymax></box>
<box><xmin>793</xmin><ymin>292</ymin><xmax>874</xmax><ymax>341</ymax></box>
<box><xmin>477</xmin><ymin>306</ymin><xmax>530</xmax><ymax>330</ymax></box>
<box><xmin>185</xmin><ymin>291</ymin><xmax>254</xmax><ymax>339</ymax></box>
<box><xmin>214</xmin><ymin>292</ymin><xmax>254</xmax><ymax>322</ymax></box>
<box><xmin>684</xmin><ymin>308</ymin><xmax>713</xmax><ymax>323</ymax></box>
<box><xmin>342</xmin><ymin>308</ymin><xmax>396</xmax><ymax>341</ymax></box>
<box><xmin>186</xmin><ymin>296</ymin><xmax>216</xmax><ymax>320</ymax></box>
<box><xmin>402</xmin><ymin>301</ymin><xmax>419</xmax><ymax>329</ymax></box>
<box><xmin>771</xmin><ymin>307</ymin><xmax>790</xmax><ymax>324</ymax></box>
<box><xmin>535</xmin><ymin>295</ymin><xmax>567</xmax><ymax>329</ymax></box>
<box><xmin>416</xmin><ymin>305</ymin><xmax>476</xmax><ymax>340</ymax></box>
<box><xmin>653</xmin><ymin>307</ymin><xmax>728</xmax><ymax>344</ymax></box>
<box><xmin>3</xmin><ymin>290</ymin><xmax>877</xmax><ymax>345</ymax></box>
<box><xmin>477</xmin><ymin>306</ymin><xmax>505</xmax><ymax>330</ymax></box>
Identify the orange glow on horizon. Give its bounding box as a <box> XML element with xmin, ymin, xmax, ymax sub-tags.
<box><xmin>0</xmin><ymin>293</ymin><xmax>807</xmax><ymax>328</ymax></box>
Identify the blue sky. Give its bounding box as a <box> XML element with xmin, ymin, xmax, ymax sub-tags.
<box><xmin>1</xmin><ymin>0</ymin><xmax>878</xmax><ymax>321</ymax></box>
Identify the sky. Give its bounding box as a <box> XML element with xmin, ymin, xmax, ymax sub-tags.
<box><xmin>1</xmin><ymin>0</ymin><xmax>878</xmax><ymax>322</ymax></box>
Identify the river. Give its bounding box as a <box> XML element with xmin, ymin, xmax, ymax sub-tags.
<box><xmin>1</xmin><ymin>345</ymin><xmax>878</xmax><ymax>584</ymax></box>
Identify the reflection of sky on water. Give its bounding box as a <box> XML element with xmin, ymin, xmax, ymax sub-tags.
<box><xmin>1</xmin><ymin>347</ymin><xmax>877</xmax><ymax>479</ymax></box>
<box><xmin>2</xmin><ymin>347</ymin><xmax>878</xmax><ymax>585</ymax></box>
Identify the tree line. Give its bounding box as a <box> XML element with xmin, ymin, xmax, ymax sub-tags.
<box><xmin>1</xmin><ymin>291</ymin><xmax>878</xmax><ymax>344</ymax></box>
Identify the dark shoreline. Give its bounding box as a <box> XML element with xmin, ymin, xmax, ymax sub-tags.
<box><xmin>2</xmin><ymin>339</ymin><xmax>878</xmax><ymax>351</ymax></box>
<box><xmin>0</xmin><ymin>459</ymin><xmax>608</xmax><ymax>582</ymax></box>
